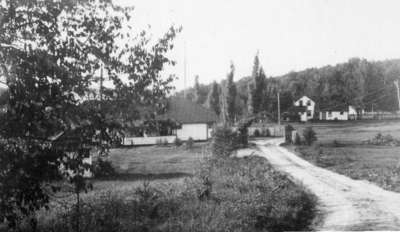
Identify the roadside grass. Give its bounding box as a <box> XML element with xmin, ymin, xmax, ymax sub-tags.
<box><xmin>286</xmin><ymin>120</ymin><xmax>400</xmax><ymax>192</ymax></box>
<box><xmin>18</xmin><ymin>148</ymin><xmax>317</xmax><ymax>232</ymax></box>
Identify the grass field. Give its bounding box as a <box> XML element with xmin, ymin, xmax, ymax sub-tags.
<box><xmin>286</xmin><ymin>120</ymin><xmax>400</xmax><ymax>192</ymax></box>
<box><xmin>288</xmin><ymin>120</ymin><xmax>400</xmax><ymax>144</ymax></box>
<box><xmin>90</xmin><ymin>143</ymin><xmax>209</xmax><ymax>192</ymax></box>
<box><xmin>28</xmin><ymin>145</ymin><xmax>317</xmax><ymax>232</ymax></box>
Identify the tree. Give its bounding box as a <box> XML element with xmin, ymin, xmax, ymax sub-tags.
<box><xmin>0</xmin><ymin>0</ymin><xmax>179</xmax><ymax>229</ymax></box>
<box><xmin>247</xmin><ymin>82</ymin><xmax>254</xmax><ymax>115</ymax></box>
<box><xmin>193</xmin><ymin>75</ymin><xmax>201</xmax><ymax>104</ymax></box>
<box><xmin>206</xmin><ymin>81</ymin><xmax>221</xmax><ymax>116</ymax></box>
<box><xmin>252</xmin><ymin>66</ymin><xmax>266</xmax><ymax>113</ymax></box>
<box><xmin>226</xmin><ymin>63</ymin><xmax>237</xmax><ymax>124</ymax></box>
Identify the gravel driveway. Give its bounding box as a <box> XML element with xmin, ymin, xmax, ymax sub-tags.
<box><xmin>254</xmin><ymin>138</ymin><xmax>400</xmax><ymax>231</ymax></box>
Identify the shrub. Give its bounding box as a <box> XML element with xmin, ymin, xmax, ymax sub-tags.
<box><xmin>211</xmin><ymin>126</ymin><xmax>238</xmax><ymax>157</ymax></box>
<box><xmin>162</xmin><ymin>138</ymin><xmax>169</xmax><ymax>146</ymax></box>
<box><xmin>262</xmin><ymin>128</ymin><xmax>270</xmax><ymax>137</ymax></box>
<box><xmin>253</xmin><ymin>129</ymin><xmax>261</xmax><ymax>137</ymax></box>
<box><xmin>365</xmin><ymin>133</ymin><xmax>400</xmax><ymax>146</ymax></box>
<box><xmin>174</xmin><ymin>137</ymin><xmax>183</xmax><ymax>147</ymax></box>
<box><xmin>186</xmin><ymin>137</ymin><xmax>194</xmax><ymax>149</ymax></box>
<box><xmin>285</xmin><ymin>124</ymin><xmax>295</xmax><ymax>143</ymax></box>
<box><xmin>294</xmin><ymin>132</ymin><xmax>302</xmax><ymax>145</ymax></box>
<box><xmin>302</xmin><ymin>127</ymin><xmax>317</xmax><ymax>146</ymax></box>
<box><xmin>236</xmin><ymin>123</ymin><xmax>249</xmax><ymax>147</ymax></box>
<box><xmin>92</xmin><ymin>158</ymin><xmax>116</xmax><ymax>178</ymax></box>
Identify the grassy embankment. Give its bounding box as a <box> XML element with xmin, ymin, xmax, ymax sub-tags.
<box><xmin>286</xmin><ymin>120</ymin><xmax>400</xmax><ymax>192</ymax></box>
<box><xmin>15</xmin><ymin>141</ymin><xmax>317</xmax><ymax>232</ymax></box>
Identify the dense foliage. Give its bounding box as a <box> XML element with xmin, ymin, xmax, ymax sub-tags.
<box><xmin>0</xmin><ymin>0</ymin><xmax>179</xmax><ymax>228</ymax></box>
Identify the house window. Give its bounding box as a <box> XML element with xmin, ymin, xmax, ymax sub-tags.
<box><xmin>299</xmin><ymin>100</ymin><xmax>303</xmax><ymax>106</ymax></box>
<box><xmin>307</xmin><ymin>110</ymin><xmax>312</xmax><ymax>117</ymax></box>
<box><xmin>307</xmin><ymin>100</ymin><xmax>311</xmax><ymax>106</ymax></box>
<box><xmin>328</xmin><ymin>111</ymin><xmax>332</xmax><ymax>117</ymax></box>
<box><xmin>340</xmin><ymin>111</ymin><xmax>344</xmax><ymax>115</ymax></box>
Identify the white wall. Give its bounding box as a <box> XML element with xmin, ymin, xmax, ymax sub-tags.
<box><xmin>177</xmin><ymin>123</ymin><xmax>208</xmax><ymax>141</ymax></box>
<box><xmin>319</xmin><ymin>111</ymin><xmax>348</xmax><ymax>120</ymax></box>
<box><xmin>294</xmin><ymin>96</ymin><xmax>315</xmax><ymax>121</ymax></box>
<box><xmin>123</xmin><ymin>136</ymin><xmax>177</xmax><ymax>146</ymax></box>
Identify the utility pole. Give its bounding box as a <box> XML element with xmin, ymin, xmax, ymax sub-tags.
<box><xmin>183</xmin><ymin>41</ymin><xmax>187</xmax><ymax>98</ymax></box>
<box><xmin>99</xmin><ymin>63</ymin><xmax>103</xmax><ymax>102</ymax></box>
<box><xmin>277</xmin><ymin>91</ymin><xmax>281</xmax><ymax>125</ymax></box>
<box><xmin>394</xmin><ymin>80</ymin><xmax>400</xmax><ymax>112</ymax></box>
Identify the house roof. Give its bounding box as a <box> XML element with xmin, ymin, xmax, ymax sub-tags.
<box><xmin>295</xmin><ymin>96</ymin><xmax>314</xmax><ymax>103</ymax></box>
<box><xmin>156</xmin><ymin>97</ymin><xmax>218</xmax><ymax>124</ymax></box>
<box><xmin>319</xmin><ymin>104</ymin><xmax>348</xmax><ymax>112</ymax></box>
<box><xmin>287</xmin><ymin>105</ymin><xmax>307</xmax><ymax>113</ymax></box>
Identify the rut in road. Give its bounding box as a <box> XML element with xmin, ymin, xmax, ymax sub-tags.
<box><xmin>253</xmin><ymin>138</ymin><xmax>400</xmax><ymax>231</ymax></box>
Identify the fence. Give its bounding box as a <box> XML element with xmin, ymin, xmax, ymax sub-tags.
<box><xmin>359</xmin><ymin>112</ymin><xmax>400</xmax><ymax>120</ymax></box>
<box><xmin>122</xmin><ymin>135</ymin><xmax>177</xmax><ymax>146</ymax></box>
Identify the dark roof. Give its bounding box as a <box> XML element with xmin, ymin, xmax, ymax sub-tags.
<box><xmin>156</xmin><ymin>97</ymin><xmax>218</xmax><ymax>124</ymax></box>
<box><xmin>319</xmin><ymin>105</ymin><xmax>348</xmax><ymax>112</ymax></box>
<box><xmin>287</xmin><ymin>105</ymin><xmax>307</xmax><ymax>113</ymax></box>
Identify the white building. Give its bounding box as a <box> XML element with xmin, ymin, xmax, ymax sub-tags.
<box><xmin>293</xmin><ymin>96</ymin><xmax>315</xmax><ymax>122</ymax></box>
<box><xmin>160</xmin><ymin>98</ymin><xmax>217</xmax><ymax>140</ymax></box>
<box><xmin>123</xmin><ymin>98</ymin><xmax>218</xmax><ymax>145</ymax></box>
<box><xmin>319</xmin><ymin>105</ymin><xmax>357</xmax><ymax>120</ymax></box>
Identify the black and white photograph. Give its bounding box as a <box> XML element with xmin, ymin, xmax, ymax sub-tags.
<box><xmin>2</xmin><ymin>0</ymin><xmax>400</xmax><ymax>231</ymax></box>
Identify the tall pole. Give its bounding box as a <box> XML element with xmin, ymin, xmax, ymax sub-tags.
<box><xmin>394</xmin><ymin>80</ymin><xmax>400</xmax><ymax>112</ymax></box>
<box><xmin>183</xmin><ymin>41</ymin><xmax>187</xmax><ymax>98</ymax></box>
<box><xmin>100</xmin><ymin>63</ymin><xmax>103</xmax><ymax>102</ymax></box>
<box><xmin>277</xmin><ymin>91</ymin><xmax>281</xmax><ymax>125</ymax></box>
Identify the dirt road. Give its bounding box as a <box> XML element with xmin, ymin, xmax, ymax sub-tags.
<box><xmin>254</xmin><ymin>138</ymin><xmax>400</xmax><ymax>231</ymax></box>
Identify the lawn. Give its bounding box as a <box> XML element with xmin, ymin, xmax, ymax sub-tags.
<box><xmin>90</xmin><ymin>143</ymin><xmax>210</xmax><ymax>193</ymax></box>
<box><xmin>286</xmin><ymin>120</ymin><xmax>400</xmax><ymax>192</ymax></box>
<box><xmin>287</xmin><ymin>120</ymin><xmax>400</xmax><ymax>144</ymax></box>
<box><xmin>108</xmin><ymin>143</ymin><xmax>208</xmax><ymax>176</ymax></box>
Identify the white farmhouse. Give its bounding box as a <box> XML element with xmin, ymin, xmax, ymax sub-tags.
<box><xmin>319</xmin><ymin>105</ymin><xmax>357</xmax><ymax>120</ymax></box>
<box><xmin>293</xmin><ymin>96</ymin><xmax>315</xmax><ymax>122</ymax></box>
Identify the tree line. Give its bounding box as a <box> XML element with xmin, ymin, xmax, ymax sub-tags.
<box><xmin>181</xmin><ymin>56</ymin><xmax>400</xmax><ymax>122</ymax></box>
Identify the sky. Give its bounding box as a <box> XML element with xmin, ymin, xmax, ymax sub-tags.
<box><xmin>115</xmin><ymin>0</ymin><xmax>400</xmax><ymax>91</ymax></box>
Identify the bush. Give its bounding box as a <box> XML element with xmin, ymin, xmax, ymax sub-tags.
<box><xmin>211</xmin><ymin>126</ymin><xmax>238</xmax><ymax>157</ymax></box>
<box><xmin>294</xmin><ymin>132</ymin><xmax>302</xmax><ymax>145</ymax></box>
<box><xmin>174</xmin><ymin>137</ymin><xmax>183</xmax><ymax>147</ymax></box>
<box><xmin>364</xmin><ymin>133</ymin><xmax>400</xmax><ymax>146</ymax></box>
<box><xmin>92</xmin><ymin>158</ymin><xmax>116</xmax><ymax>178</ymax></box>
<box><xmin>186</xmin><ymin>137</ymin><xmax>194</xmax><ymax>149</ymax></box>
<box><xmin>162</xmin><ymin>138</ymin><xmax>169</xmax><ymax>146</ymax></box>
<box><xmin>262</xmin><ymin>128</ymin><xmax>270</xmax><ymax>137</ymax></box>
<box><xmin>236</xmin><ymin>123</ymin><xmax>249</xmax><ymax>147</ymax></box>
<box><xmin>302</xmin><ymin>127</ymin><xmax>317</xmax><ymax>146</ymax></box>
<box><xmin>253</xmin><ymin>129</ymin><xmax>260</xmax><ymax>137</ymax></box>
<box><xmin>285</xmin><ymin>124</ymin><xmax>295</xmax><ymax>143</ymax></box>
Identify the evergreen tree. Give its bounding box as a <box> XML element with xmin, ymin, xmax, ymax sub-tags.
<box><xmin>207</xmin><ymin>81</ymin><xmax>221</xmax><ymax>116</ymax></box>
<box><xmin>247</xmin><ymin>82</ymin><xmax>254</xmax><ymax>115</ymax></box>
<box><xmin>252</xmin><ymin>66</ymin><xmax>266</xmax><ymax>113</ymax></box>
<box><xmin>193</xmin><ymin>75</ymin><xmax>201</xmax><ymax>104</ymax></box>
<box><xmin>226</xmin><ymin>63</ymin><xmax>237</xmax><ymax>124</ymax></box>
